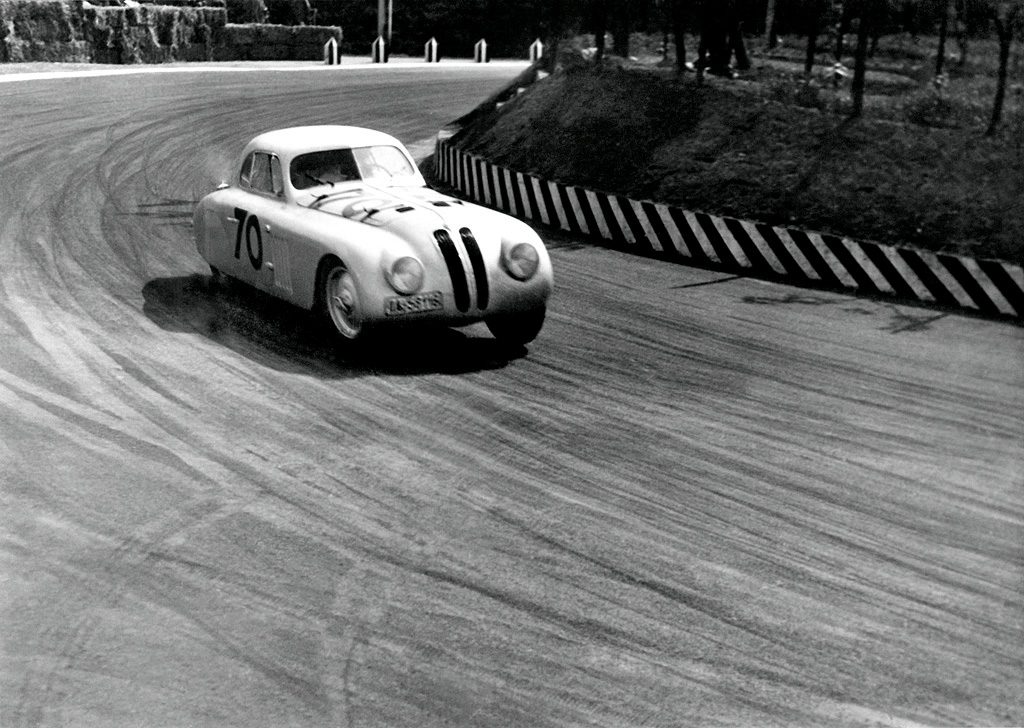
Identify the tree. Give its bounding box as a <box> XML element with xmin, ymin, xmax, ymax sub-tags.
<box><xmin>611</xmin><ymin>0</ymin><xmax>632</xmax><ymax>56</ymax></box>
<box><xmin>765</xmin><ymin>0</ymin><xmax>778</xmax><ymax>48</ymax></box>
<box><xmin>668</xmin><ymin>0</ymin><xmax>689</xmax><ymax>71</ymax></box>
<box><xmin>545</xmin><ymin>0</ymin><xmax>564</xmax><ymax>71</ymax></box>
<box><xmin>834</xmin><ymin>0</ymin><xmax>853</xmax><ymax>61</ymax></box>
<box><xmin>804</xmin><ymin>0</ymin><xmax>822</xmax><ymax>76</ymax></box>
<box><xmin>696</xmin><ymin>0</ymin><xmax>732</xmax><ymax>74</ymax></box>
<box><xmin>986</xmin><ymin>1</ymin><xmax>1023</xmax><ymax>136</ymax></box>
<box><xmin>593</xmin><ymin>0</ymin><xmax>608</xmax><ymax>61</ymax></box>
<box><xmin>850</xmin><ymin>0</ymin><xmax>873</xmax><ymax>117</ymax></box>
<box><xmin>935</xmin><ymin>0</ymin><xmax>951</xmax><ymax>77</ymax></box>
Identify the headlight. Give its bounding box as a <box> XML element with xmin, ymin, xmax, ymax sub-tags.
<box><xmin>502</xmin><ymin>242</ymin><xmax>540</xmax><ymax>281</ymax></box>
<box><xmin>386</xmin><ymin>256</ymin><xmax>424</xmax><ymax>294</ymax></box>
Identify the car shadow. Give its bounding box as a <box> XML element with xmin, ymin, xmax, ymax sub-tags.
<box><xmin>141</xmin><ymin>274</ymin><xmax>525</xmax><ymax>377</ymax></box>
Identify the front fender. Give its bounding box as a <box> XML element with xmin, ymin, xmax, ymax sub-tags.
<box><xmin>272</xmin><ymin>209</ymin><xmax>415</xmax><ymax>313</ymax></box>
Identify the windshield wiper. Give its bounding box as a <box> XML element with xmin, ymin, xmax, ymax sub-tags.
<box><xmin>303</xmin><ymin>171</ymin><xmax>333</xmax><ymax>188</ymax></box>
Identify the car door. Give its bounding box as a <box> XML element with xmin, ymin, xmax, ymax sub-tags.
<box><xmin>225</xmin><ymin>151</ymin><xmax>287</xmax><ymax>294</ymax></box>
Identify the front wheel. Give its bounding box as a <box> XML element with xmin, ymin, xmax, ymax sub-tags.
<box><xmin>316</xmin><ymin>258</ymin><xmax>367</xmax><ymax>343</ymax></box>
<box><xmin>485</xmin><ymin>306</ymin><xmax>546</xmax><ymax>346</ymax></box>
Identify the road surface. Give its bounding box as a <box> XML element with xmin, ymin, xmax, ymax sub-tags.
<box><xmin>1</xmin><ymin>62</ymin><xmax>1021</xmax><ymax>728</ymax></box>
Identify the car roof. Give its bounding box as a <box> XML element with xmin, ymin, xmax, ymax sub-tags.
<box><xmin>243</xmin><ymin>125</ymin><xmax>406</xmax><ymax>158</ymax></box>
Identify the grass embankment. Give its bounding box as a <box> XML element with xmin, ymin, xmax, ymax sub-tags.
<box><xmin>455</xmin><ymin>39</ymin><xmax>1024</xmax><ymax>264</ymax></box>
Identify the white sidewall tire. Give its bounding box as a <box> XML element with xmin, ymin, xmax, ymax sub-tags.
<box><xmin>320</xmin><ymin>260</ymin><xmax>364</xmax><ymax>342</ymax></box>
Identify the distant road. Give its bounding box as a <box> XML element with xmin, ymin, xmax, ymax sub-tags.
<box><xmin>1</xmin><ymin>64</ymin><xmax>1021</xmax><ymax>728</ymax></box>
<box><xmin>0</xmin><ymin>57</ymin><xmax>529</xmax><ymax>82</ymax></box>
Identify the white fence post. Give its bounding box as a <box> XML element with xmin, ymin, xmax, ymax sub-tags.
<box><xmin>529</xmin><ymin>38</ymin><xmax>543</xmax><ymax>62</ymax></box>
<box><xmin>371</xmin><ymin>35</ymin><xmax>387</xmax><ymax>63</ymax></box>
<box><xmin>424</xmin><ymin>36</ymin><xmax>439</xmax><ymax>63</ymax></box>
<box><xmin>474</xmin><ymin>38</ymin><xmax>488</xmax><ymax>63</ymax></box>
<box><xmin>323</xmin><ymin>36</ymin><xmax>339</xmax><ymax>65</ymax></box>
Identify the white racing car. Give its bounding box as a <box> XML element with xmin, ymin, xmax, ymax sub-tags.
<box><xmin>192</xmin><ymin>125</ymin><xmax>553</xmax><ymax>347</ymax></box>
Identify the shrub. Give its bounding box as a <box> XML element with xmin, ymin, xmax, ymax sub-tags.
<box><xmin>903</xmin><ymin>89</ymin><xmax>984</xmax><ymax>128</ymax></box>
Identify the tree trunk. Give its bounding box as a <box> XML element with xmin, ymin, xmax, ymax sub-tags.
<box><xmin>701</xmin><ymin>1</ymin><xmax>730</xmax><ymax>75</ymax></box>
<box><xmin>546</xmin><ymin>0</ymin><xmax>563</xmax><ymax>72</ymax></box>
<box><xmin>805</xmin><ymin>1</ymin><xmax>821</xmax><ymax>77</ymax></box>
<box><xmin>835</xmin><ymin>1</ymin><xmax>852</xmax><ymax>61</ymax></box>
<box><xmin>764</xmin><ymin>0</ymin><xmax>777</xmax><ymax>49</ymax></box>
<box><xmin>594</xmin><ymin>0</ymin><xmax>607</xmax><ymax>62</ymax></box>
<box><xmin>731</xmin><ymin>19</ymin><xmax>750</xmax><ymax>70</ymax></box>
<box><xmin>671</xmin><ymin>0</ymin><xmax>687</xmax><ymax>72</ymax></box>
<box><xmin>986</xmin><ymin>7</ymin><xmax>1018</xmax><ymax>136</ymax></box>
<box><xmin>612</xmin><ymin>0</ymin><xmax>630</xmax><ymax>57</ymax></box>
<box><xmin>850</xmin><ymin>2</ymin><xmax>872</xmax><ymax>117</ymax></box>
<box><xmin>954</xmin><ymin>0</ymin><xmax>969</xmax><ymax>65</ymax></box>
<box><xmin>935</xmin><ymin>0</ymin><xmax>950</xmax><ymax>77</ymax></box>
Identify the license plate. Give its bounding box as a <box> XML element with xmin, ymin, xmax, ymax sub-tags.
<box><xmin>384</xmin><ymin>291</ymin><xmax>443</xmax><ymax>316</ymax></box>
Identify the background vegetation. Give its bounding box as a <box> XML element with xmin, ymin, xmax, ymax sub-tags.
<box><xmin>325</xmin><ymin>0</ymin><xmax>1012</xmax><ymax>263</ymax></box>
<box><xmin>457</xmin><ymin>45</ymin><xmax>1022</xmax><ymax>263</ymax></box>
<box><xmin>448</xmin><ymin>13</ymin><xmax>1022</xmax><ymax>262</ymax></box>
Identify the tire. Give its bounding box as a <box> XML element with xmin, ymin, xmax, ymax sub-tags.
<box><xmin>485</xmin><ymin>305</ymin><xmax>546</xmax><ymax>346</ymax></box>
<box><xmin>316</xmin><ymin>257</ymin><xmax>366</xmax><ymax>343</ymax></box>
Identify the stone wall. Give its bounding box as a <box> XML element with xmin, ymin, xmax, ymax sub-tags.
<box><xmin>1</xmin><ymin>0</ymin><xmax>337</xmax><ymax>62</ymax></box>
<box><xmin>0</xmin><ymin>0</ymin><xmax>89</xmax><ymax>62</ymax></box>
<box><xmin>212</xmin><ymin>22</ymin><xmax>339</xmax><ymax>61</ymax></box>
<box><xmin>83</xmin><ymin>3</ymin><xmax>226</xmax><ymax>63</ymax></box>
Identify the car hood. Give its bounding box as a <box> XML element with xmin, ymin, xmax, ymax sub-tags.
<box><xmin>304</xmin><ymin>184</ymin><xmax>505</xmax><ymax>239</ymax></box>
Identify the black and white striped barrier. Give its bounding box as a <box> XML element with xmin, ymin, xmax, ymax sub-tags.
<box><xmin>434</xmin><ymin>137</ymin><xmax>1023</xmax><ymax>319</ymax></box>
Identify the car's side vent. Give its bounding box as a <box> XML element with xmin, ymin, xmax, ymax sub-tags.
<box><xmin>431</xmin><ymin>201</ymin><xmax>450</xmax><ymax>207</ymax></box>
<box><xmin>434</xmin><ymin>229</ymin><xmax>470</xmax><ymax>312</ymax></box>
<box><xmin>395</xmin><ymin>206</ymin><xmax>414</xmax><ymax>213</ymax></box>
<box><xmin>459</xmin><ymin>227</ymin><xmax>489</xmax><ymax>311</ymax></box>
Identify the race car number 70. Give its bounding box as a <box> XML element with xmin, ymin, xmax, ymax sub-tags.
<box><xmin>233</xmin><ymin>207</ymin><xmax>263</xmax><ymax>270</ymax></box>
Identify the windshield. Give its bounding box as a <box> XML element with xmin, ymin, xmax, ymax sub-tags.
<box><xmin>290</xmin><ymin>149</ymin><xmax>360</xmax><ymax>190</ymax></box>
<box><xmin>352</xmin><ymin>145</ymin><xmax>416</xmax><ymax>181</ymax></box>
<box><xmin>290</xmin><ymin>145</ymin><xmax>415</xmax><ymax>190</ymax></box>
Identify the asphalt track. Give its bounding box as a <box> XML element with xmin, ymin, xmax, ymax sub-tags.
<box><xmin>1</xmin><ymin>61</ymin><xmax>1022</xmax><ymax>728</ymax></box>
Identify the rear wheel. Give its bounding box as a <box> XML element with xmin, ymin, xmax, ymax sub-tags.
<box><xmin>316</xmin><ymin>258</ymin><xmax>366</xmax><ymax>343</ymax></box>
<box><xmin>486</xmin><ymin>306</ymin><xmax>546</xmax><ymax>346</ymax></box>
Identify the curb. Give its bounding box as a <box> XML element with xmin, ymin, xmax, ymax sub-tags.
<box><xmin>434</xmin><ymin>135</ymin><xmax>1024</xmax><ymax>321</ymax></box>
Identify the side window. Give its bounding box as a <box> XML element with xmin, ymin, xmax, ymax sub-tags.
<box><xmin>239</xmin><ymin>152</ymin><xmax>255</xmax><ymax>188</ymax></box>
<box><xmin>250</xmin><ymin>153</ymin><xmax>274</xmax><ymax>194</ymax></box>
<box><xmin>270</xmin><ymin>156</ymin><xmax>284</xmax><ymax>196</ymax></box>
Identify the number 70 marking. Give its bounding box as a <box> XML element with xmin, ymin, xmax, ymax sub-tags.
<box><xmin>232</xmin><ymin>207</ymin><xmax>263</xmax><ymax>270</ymax></box>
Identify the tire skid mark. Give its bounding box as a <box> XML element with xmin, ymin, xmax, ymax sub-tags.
<box><xmin>1</xmin><ymin>377</ymin><xmax>219</xmax><ymax>490</ymax></box>
<box><xmin>15</xmin><ymin>612</ymin><xmax>97</xmax><ymax>728</ymax></box>
<box><xmin>487</xmin><ymin>509</ymin><xmax>816</xmax><ymax>661</ymax></box>
<box><xmin>666</xmin><ymin>442</ymin><xmax>1020</xmax><ymax>643</ymax></box>
<box><xmin>367</xmin><ymin>547</ymin><xmax>662</xmax><ymax>653</ymax></box>
<box><xmin>100</xmin><ymin>348</ymin><xmax>198</xmax><ymax>413</ymax></box>
<box><xmin>10</xmin><ymin>491</ymin><xmax>257</xmax><ymax>727</ymax></box>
